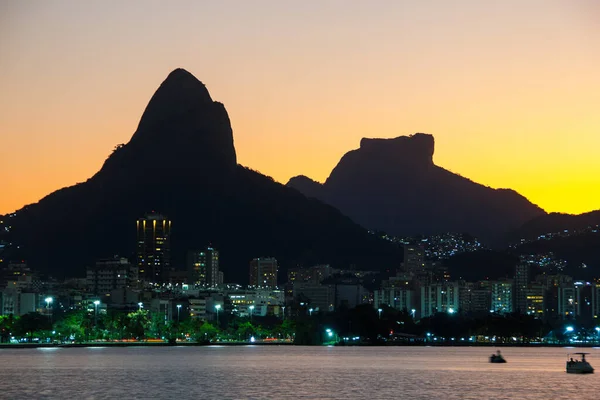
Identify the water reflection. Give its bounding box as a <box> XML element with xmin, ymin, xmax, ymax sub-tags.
<box><xmin>0</xmin><ymin>346</ymin><xmax>598</xmax><ymax>399</ymax></box>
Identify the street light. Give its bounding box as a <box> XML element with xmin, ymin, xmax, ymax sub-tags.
<box><xmin>93</xmin><ymin>300</ymin><xmax>100</xmax><ymax>327</ymax></box>
<box><xmin>309</xmin><ymin>308</ymin><xmax>314</xmax><ymax>316</ymax></box>
<box><xmin>45</xmin><ymin>297</ymin><xmax>53</xmax><ymax>323</ymax></box>
<box><xmin>138</xmin><ymin>302</ymin><xmax>143</xmax><ymax>311</ymax></box>
<box><xmin>176</xmin><ymin>304</ymin><xmax>182</xmax><ymax>322</ymax></box>
<box><xmin>378</xmin><ymin>308</ymin><xmax>382</xmax><ymax>319</ymax></box>
<box><xmin>282</xmin><ymin>306</ymin><xmax>286</xmax><ymax>320</ymax></box>
<box><xmin>448</xmin><ymin>308</ymin><xmax>455</xmax><ymax>314</ymax></box>
<box><xmin>249</xmin><ymin>305</ymin><xmax>255</xmax><ymax>322</ymax></box>
<box><xmin>411</xmin><ymin>309</ymin><xmax>416</xmax><ymax>319</ymax></box>
<box><xmin>215</xmin><ymin>304</ymin><xmax>221</xmax><ymax>323</ymax></box>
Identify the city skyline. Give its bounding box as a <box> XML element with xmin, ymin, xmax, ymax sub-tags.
<box><xmin>1</xmin><ymin>1</ymin><xmax>599</xmax><ymax>215</ymax></box>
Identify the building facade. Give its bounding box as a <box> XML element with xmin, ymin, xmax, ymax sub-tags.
<box><xmin>420</xmin><ymin>282</ymin><xmax>459</xmax><ymax>318</ymax></box>
<box><xmin>490</xmin><ymin>280</ymin><xmax>513</xmax><ymax>314</ymax></box>
<box><xmin>514</xmin><ymin>264</ymin><xmax>529</xmax><ymax>313</ymax></box>
<box><xmin>136</xmin><ymin>213</ymin><xmax>171</xmax><ymax>283</ymax></box>
<box><xmin>188</xmin><ymin>247</ymin><xmax>221</xmax><ymax>287</ymax></box>
<box><xmin>87</xmin><ymin>257</ymin><xmax>137</xmax><ymax>295</ymax></box>
<box><xmin>249</xmin><ymin>257</ymin><xmax>278</xmax><ymax>288</ymax></box>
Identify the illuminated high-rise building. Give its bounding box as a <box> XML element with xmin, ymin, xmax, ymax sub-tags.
<box><xmin>136</xmin><ymin>213</ymin><xmax>171</xmax><ymax>283</ymax></box>
<box><xmin>402</xmin><ymin>244</ymin><xmax>425</xmax><ymax>274</ymax></box>
<box><xmin>514</xmin><ymin>263</ymin><xmax>529</xmax><ymax>313</ymax></box>
<box><xmin>249</xmin><ymin>257</ymin><xmax>278</xmax><ymax>288</ymax></box>
<box><xmin>490</xmin><ymin>279</ymin><xmax>513</xmax><ymax>314</ymax></box>
<box><xmin>187</xmin><ymin>247</ymin><xmax>220</xmax><ymax>287</ymax></box>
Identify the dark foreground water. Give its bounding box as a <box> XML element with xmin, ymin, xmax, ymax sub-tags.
<box><xmin>0</xmin><ymin>346</ymin><xmax>599</xmax><ymax>399</ymax></box>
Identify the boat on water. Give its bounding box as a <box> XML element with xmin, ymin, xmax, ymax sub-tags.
<box><xmin>489</xmin><ymin>350</ymin><xmax>506</xmax><ymax>363</ymax></box>
<box><xmin>566</xmin><ymin>353</ymin><xmax>594</xmax><ymax>374</ymax></box>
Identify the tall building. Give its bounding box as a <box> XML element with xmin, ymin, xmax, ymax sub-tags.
<box><xmin>514</xmin><ymin>264</ymin><xmax>529</xmax><ymax>313</ymax></box>
<box><xmin>559</xmin><ymin>281</ymin><xmax>595</xmax><ymax>322</ymax></box>
<box><xmin>188</xmin><ymin>247</ymin><xmax>221</xmax><ymax>287</ymax></box>
<box><xmin>592</xmin><ymin>283</ymin><xmax>600</xmax><ymax>320</ymax></box>
<box><xmin>402</xmin><ymin>244</ymin><xmax>425</xmax><ymax>274</ymax></box>
<box><xmin>459</xmin><ymin>281</ymin><xmax>491</xmax><ymax>315</ymax></box>
<box><xmin>558</xmin><ymin>285</ymin><xmax>576</xmax><ymax>319</ymax></box>
<box><xmin>87</xmin><ymin>257</ymin><xmax>137</xmax><ymax>295</ymax></box>
<box><xmin>420</xmin><ymin>281</ymin><xmax>459</xmax><ymax>318</ymax></box>
<box><xmin>136</xmin><ymin>213</ymin><xmax>171</xmax><ymax>283</ymax></box>
<box><xmin>525</xmin><ymin>285</ymin><xmax>545</xmax><ymax>317</ymax></box>
<box><xmin>249</xmin><ymin>257</ymin><xmax>278</xmax><ymax>288</ymax></box>
<box><xmin>490</xmin><ymin>280</ymin><xmax>513</xmax><ymax>314</ymax></box>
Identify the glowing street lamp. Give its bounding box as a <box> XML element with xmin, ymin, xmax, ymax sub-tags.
<box><xmin>176</xmin><ymin>304</ymin><xmax>182</xmax><ymax>322</ymax></box>
<box><xmin>309</xmin><ymin>308</ymin><xmax>314</xmax><ymax>316</ymax></box>
<box><xmin>566</xmin><ymin>326</ymin><xmax>574</xmax><ymax>332</ymax></box>
<box><xmin>215</xmin><ymin>304</ymin><xmax>221</xmax><ymax>322</ymax></box>
<box><xmin>448</xmin><ymin>308</ymin><xmax>455</xmax><ymax>314</ymax></box>
<box><xmin>249</xmin><ymin>305</ymin><xmax>255</xmax><ymax>322</ymax></box>
<box><xmin>138</xmin><ymin>302</ymin><xmax>143</xmax><ymax>311</ymax></box>
<box><xmin>378</xmin><ymin>308</ymin><xmax>383</xmax><ymax>319</ymax></box>
<box><xmin>45</xmin><ymin>297</ymin><xmax>53</xmax><ymax>323</ymax></box>
<box><xmin>411</xmin><ymin>309</ymin><xmax>416</xmax><ymax>319</ymax></box>
<box><xmin>281</xmin><ymin>306</ymin><xmax>286</xmax><ymax>320</ymax></box>
<box><xmin>93</xmin><ymin>300</ymin><xmax>100</xmax><ymax>326</ymax></box>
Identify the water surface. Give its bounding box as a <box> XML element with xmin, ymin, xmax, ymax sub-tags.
<box><xmin>0</xmin><ymin>346</ymin><xmax>598</xmax><ymax>399</ymax></box>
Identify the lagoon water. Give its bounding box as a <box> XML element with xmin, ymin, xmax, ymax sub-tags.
<box><xmin>0</xmin><ymin>346</ymin><xmax>598</xmax><ymax>399</ymax></box>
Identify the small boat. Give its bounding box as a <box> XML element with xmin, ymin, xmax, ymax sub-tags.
<box><xmin>490</xmin><ymin>350</ymin><xmax>506</xmax><ymax>363</ymax></box>
<box><xmin>566</xmin><ymin>353</ymin><xmax>594</xmax><ymax>374</ymax></box>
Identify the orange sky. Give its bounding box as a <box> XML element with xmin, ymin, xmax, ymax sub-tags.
<box><xmin>1</xmin><ymin>1</ymin><xmax>599</xmax><ymax>215</ymax></box>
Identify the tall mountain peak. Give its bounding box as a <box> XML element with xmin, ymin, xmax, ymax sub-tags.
<box><xmin>135</xmin><ymin>68</ymin><xmax>214</xmax><ymax>134</ymax></box>
<box><xmin>101</xmin><ymin>68</ymin><xmax>236</xmax><ymax>176</ymax></box>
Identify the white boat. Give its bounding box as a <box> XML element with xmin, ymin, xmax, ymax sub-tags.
<box><xmin>489</xmin><ymin>350</ymin><xmax>506</xmax><ymax>363</ymax></box>
<box><xmin>566</xmin><ymin>353</ymin><xmax>594</xmax><ymax>374</ymax></box>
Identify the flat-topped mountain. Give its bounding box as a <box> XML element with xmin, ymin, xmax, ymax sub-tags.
<box><xmin>6</xmin><ymin>69</ymin><xmax>401</xmax><ymax>281</ymax></box>
<box><xmin>288</xmin><ymin>134</ymin><xmax>546</xmax><ymax>242</ymax></box>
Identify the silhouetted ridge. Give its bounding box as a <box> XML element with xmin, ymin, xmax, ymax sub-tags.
<box><xmin>287</xmin><ymin>176</ymin><xmax>323</xmax><ymax>199</ymax></box>
<box><xmin>511</xmin><ymin>210</ymin><xmax>600</xmax><ymax>240</ymax></box>
<box><xmin>288</xmin><ymin>133</ymin><xmax>545</xmax><ymax>243</ymax></box>
<box><xmin>5</xmin><ymin>69</ymin><xmax>401</xmax><ymax>281</ymax></box>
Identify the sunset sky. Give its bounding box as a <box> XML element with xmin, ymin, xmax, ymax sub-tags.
<box><xmin>1</xmin><ymin>0</ymin><xmax>599</xmax><ymax>215</ymax></box>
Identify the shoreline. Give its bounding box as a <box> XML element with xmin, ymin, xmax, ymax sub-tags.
<box><xmin>1</xmin><ymin>342</ymin><xmax>598</xmax><ymax>349</ymax></box>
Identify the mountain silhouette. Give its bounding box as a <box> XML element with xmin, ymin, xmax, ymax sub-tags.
<box><xmin>287</xmin><ymin>134</ymin><xmax>546</xmax><ymax>242</ymax></box>
<box><xmin>510</xmin><ymin>210</ymin><xmax>600</xmax><ymax>240</ymax></box>
<box><xmin>6</xmin><ymin>69</ymin><xmax>401</xmax><ymax>281</ymax></box>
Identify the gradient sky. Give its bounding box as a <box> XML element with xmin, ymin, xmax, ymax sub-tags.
<box><xmin>1</xmin><ymin>0</ymin><xmax>599</xmax><ymax>215</ymax></box>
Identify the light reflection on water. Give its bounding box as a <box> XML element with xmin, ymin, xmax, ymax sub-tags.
<box><xmin>0</xmin><ymin>346</ymin><xmax>599</xmax><ymax>399</ymax></box>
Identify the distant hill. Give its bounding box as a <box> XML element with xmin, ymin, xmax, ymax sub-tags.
<box><xmin>514</xmin><ymin>230</ymin><xmax>600</xmax><ymax>280</ymax></box>
<box><xmin>6</xmin><ymin>69</ymin><xmax>401</xmax><ymax>282</ymax></box>
<box><xmin>510</xmin><ymin>210</ymin><xmax>600</xmax><ymax>241</ymax></box>
<box><xmin>288</xmin><ymin>134</ymin><xmax>545</xmax><ymax>243</ymax></box>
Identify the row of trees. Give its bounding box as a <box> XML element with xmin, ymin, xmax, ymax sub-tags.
<box><xmin>0</xmin><ymin>309</ymin><xmax>296</xmax><ymax>344</ymax></box>
<box><xmin>3</xmin><ymin>303</ymin><xmax>597</xmax><ymax>345</ymax></box>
